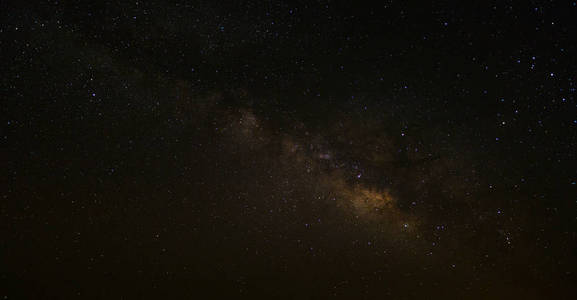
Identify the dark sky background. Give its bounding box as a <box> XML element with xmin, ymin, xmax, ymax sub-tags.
<box><xmin>2</xmin><ymin>0</ymin><xmax>577</xmax><ymax>299</ymax></box>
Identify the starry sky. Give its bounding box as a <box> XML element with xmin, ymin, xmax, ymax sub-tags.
<box><xmin>2</xmin><ymin>1</ymin><xmax>577</xmax><ymax>299</ymax></box>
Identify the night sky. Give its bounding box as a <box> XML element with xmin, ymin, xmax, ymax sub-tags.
<box><xmin>2</xmin><ymin>1</ymin><xmax>577</xmax><ymax>299</ymax></box>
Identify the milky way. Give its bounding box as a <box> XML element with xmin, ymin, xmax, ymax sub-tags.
<box><xmin>2</xmin><ymin>1</ymin><xmax>577</xmax><ymax>299</ymax></box>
